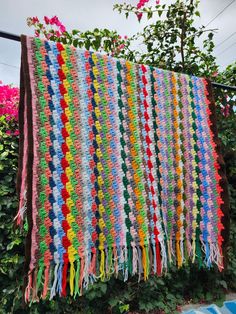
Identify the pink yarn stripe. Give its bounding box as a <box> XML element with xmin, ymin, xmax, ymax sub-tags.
<box><xmin>17</xmin><ymin>92</ymin><xmax>28</xmax><ymax>224</ymax></box>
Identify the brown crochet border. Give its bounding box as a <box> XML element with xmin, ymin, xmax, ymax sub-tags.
<box><xmin>206</xmin><ymin>79</ymin><xmax>230</xmax><ymax>264</ymax></box>
<box><xmin>17</xmin><ymin>35</ymin><xmax>34</xmax><ymax>296</ymax></box>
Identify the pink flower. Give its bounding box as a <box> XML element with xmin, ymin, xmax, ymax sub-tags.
<box><xmin>14</xmin><ymin>130</ymin><xmax>19</xmax><ymax>136</ymax></box>
<box><xmin>119</xmin><ymin>44</ymin><xmax>125</xmax><ymax>50</ymax></box>
<box><xmin>47</xmin><ymin>16</ymin><xmax>67</xmax><ymax>32</ymax></box>
<box><xmin>0</xmin><ymin>82</ymin><xmax>19</xmax><ymax>122</ymax></box>
<box><xmin>137</xmin><ymin>0</ymin><xmax>150</xmax><ymax>9</ymax></box>
<box><xmin>124</xmin><ymin>35</ymin><xmax>128</xmax><ymax>40</ymax></box>
<box><xmin>60</xmin><ymin>25</ymin><xmax>66</xmax><ymax>33</ymax></box>
<box><xmin>55</xmin><ymin>30</ymin><xmax>62</xmax><ymax>38</ymax></box>
<box><xmin>35</xmin><ymin>30</ymin><xmax>40</xmax><ymax>37</ymax></box>
<box><xmin>32</xmin><ymin>16</ymin><xmax>39</xmax><ymax>24</ymax></box>
<box><xmin>156</xmin><ymin>0</ymin><xmax>160</xmax><ymax>4</ymax></box>
<box><xmin>136</xmin><ymin>0</ymin><xmax>151</xmax><ymax>20</ymax></box>
<box><xmin>6</xmin><ymin>130</ymin><xmax>11</xmax><ymax>135</ymax></box>
<box><xmin>137</xmin><ymin>12</ymin><xmax>143</xmax><ymax>21</ymax></box>
<box><xmin>50</xmin><ymin>16</ymin><xmax>59</xmax><ymax>25</ymax></box>
<box><xmin>44</xmin><ymin>16</ymin><xmax>50</xmax><ymax>24</ymax></box>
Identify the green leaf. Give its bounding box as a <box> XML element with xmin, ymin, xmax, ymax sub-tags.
<box><xmin>147</xmin><ymin>11</ymin><xmax>153</xmax><ymax>19</ymax></box>
<box><xmin>72</xmin><ymin>29</ymin><xmax>79</xmax><ymax>35</ymax></box>
<box><xmin>73</xmin><ymin>38</ymin><xmax>79</xmax><ymax>47</ymax></box>
<box><xmin>6</xmin><ymin>239</ymin><xmax>22</xmax><ymax>251</ymax></box>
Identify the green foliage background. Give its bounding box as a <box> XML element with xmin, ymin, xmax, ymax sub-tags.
<box><xmin>0</xmin><ymin>1</ymin><xmax>235</xmax><ymax>313</ymax></box>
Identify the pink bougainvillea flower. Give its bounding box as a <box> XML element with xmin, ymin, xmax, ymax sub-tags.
<box><xmin>137</xmin><ymin>0</ymin><xmax>150</xmax><ymax>9</ymax></box>
<box><xmin>0</xmin><ymin>83</ymin><xmax>19</xmax><ymax>122</ymax></box>
<box><xmin>44</xmin><ymin>16</ymin><xmax>50</xmax><ymax>24</ymax></box>
<box><xmin>137</xmin><ymin>12</ymin><xmax>143</xmax><ymax>21</ymax></box>
<box><xmin>14</xmin><ymin>130</ymin><xmax>19</xmax><ymax>136</ymax></box>
<box><xmin>119</xmin><ymin>44</ymin><xmax>125</xmax><ymax>50</ymax></box>
<box><xmin>47</xmin><ymin>15</ymin><xmax>67</xmax><ymax>33</ymax></box>
<box><xmin>55</xmin><ymin>30</ymin><xmax>62</xmax><ymax>38</ymax></box>
<box><xmin>32</xmin><ymin>16</ymin><xmax>39</xmax><ymax>24</ymax></box>
<box><xmin>50</xmin><ymin>16</ymin><xmax>58</xmax><ymax>25</ymax></box>
<box><xmin>29</xmin><ymin>15</ymin><xmax>67</xmax><ymax>38</ymax></box>
<box><xmin>136</xmin><ymin>0</ymin><xmax>160</xmax><ymax>20</ymax></box>
<box><xmin>136</xmin><ymin>0</ymin><xmax>151</xmax><ymax>20</ymax></box>
<box><xmin>60</xmin><ymin>25</ymin><xmax>66</xmax><ymax>33</ymax></box>
<box><xmin>6</xmin><ymin>130</ymin><xmax>11</xmax><ymax>135</ymax></box>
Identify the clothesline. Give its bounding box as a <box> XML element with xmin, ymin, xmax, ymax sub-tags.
<box><xmin>1</xmin><ymin>29</ymin><xmax>236</xmax><ymax>92</ymax></box>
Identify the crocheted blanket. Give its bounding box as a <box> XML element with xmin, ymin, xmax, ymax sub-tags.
<box><xmin>17</xmin><ymin>35</ymin><xmax>228</xmax><ymax>301</ymax></box>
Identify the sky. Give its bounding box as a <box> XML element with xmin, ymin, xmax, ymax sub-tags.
<box><xmin>0</xmin><ymin>0</ymin><xmax>235</xmax><ymax>87</ymax></box>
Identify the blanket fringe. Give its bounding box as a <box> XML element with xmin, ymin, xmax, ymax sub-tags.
<box><xmin>15</xmin><ymin>189</ymin><xmax>27</xmax><ymax>226</ymax></box>
<box><xmin>24</xmin><ymin>240</ymin><xmax>222</xmax><ymax>301</ymax></box>
<box><xmin>201</xmin><ymin>240</ymin><xmax>224</xmax><ymax>271</ymax></box>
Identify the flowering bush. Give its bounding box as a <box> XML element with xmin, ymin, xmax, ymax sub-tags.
<box><xmin>27</xmin><ymin>15</ymin><xmax>67</xmax><ymax>39</ymax></box>
<box><xmin>0</xmin><ymin>82</ymin><xmax>19</xmax><ymax>121</ymax></box>
<box><xmin>27</xmin><ymin>15</ymin><xmax>131</xmax><ymax>59</ymax></box>
<box><xmin>0</xmin><ymin>82</ymin><xmax>19</xmax><ymax>136</ymax></box>
<box><xmin>0</xmin><ymin>81</ymin><xmax>21</xmax><ymax>313</ymax></box>
<box><xmin>115</xmin><ymin>0</ymin><xmax>162</xmax><ymax>21</ymax></box>
<box><xmin>136</xmin><ymin>0</ymin><xmax>160</xmax><ymax>20</ymax></box>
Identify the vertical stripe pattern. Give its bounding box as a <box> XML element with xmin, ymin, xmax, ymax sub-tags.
<box><xmin>18</xmin><ymin>36</ymin><xmax>226</xmax><ymax>301</ymax></box>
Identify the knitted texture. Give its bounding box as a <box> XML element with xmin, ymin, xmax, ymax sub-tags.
<box><xmin>18</xmin><ymin>36</ymin><xmax>227</xmax><ymax>301</ymax></box>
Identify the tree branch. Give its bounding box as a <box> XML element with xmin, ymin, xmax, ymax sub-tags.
<box><xmin>180</xmin><ymin>10</ymin><xmax>187</xmax><ymax>71</ymax></box>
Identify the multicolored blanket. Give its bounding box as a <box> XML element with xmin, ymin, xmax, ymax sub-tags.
<box><xmin>17</xmin><ymin>35</ymin><xmax>228</xmax><ymax>301</ymax></box>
